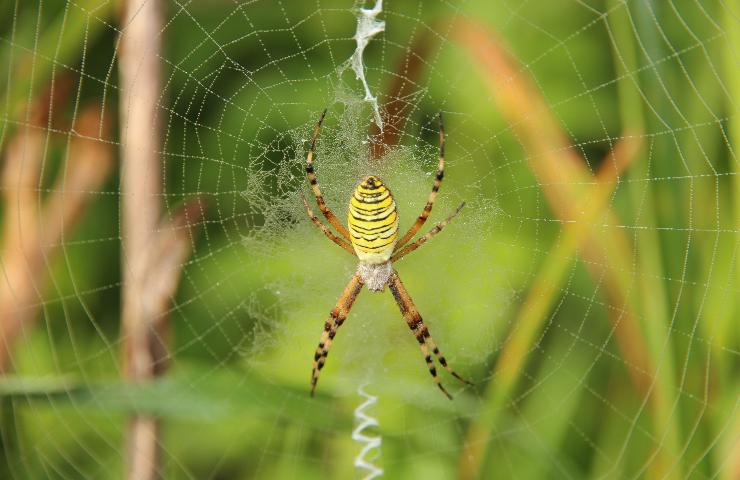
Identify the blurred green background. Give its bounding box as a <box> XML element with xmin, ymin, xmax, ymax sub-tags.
<box><xmin>0</xmin><ymin>0</ymin><xmax>738</xmax><ymax>479</ymax></box>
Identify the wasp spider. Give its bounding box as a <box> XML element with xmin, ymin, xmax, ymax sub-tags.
<box><xmin>302</xmin><ymin>110</ymin><xmax>472</xmax><ymax>399</ymax></box>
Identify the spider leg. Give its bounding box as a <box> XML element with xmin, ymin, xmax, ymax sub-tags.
<box><xmin>390</xmin><ymin>202</ymin><xmax>465</xmax><ymax>262</ymax></box>
<box><xmin>310</xmin><ymin>273</ymin><xmax>364</xmax><ymax>396</ymax></box>
<box><xmin>301</xmin><ymin>193</ymin><xmax>356</xmax><ymax>256</ymax></box>
<box><xmin>305</xmin><ymin>109</ymin><xmax>351</xmax><ymax>241</ymax></box>
<box><xmin>387</xmin><ymin>270</ymin><xmax>471</xmax><ymax>400</ymax></box>
<box><xmin>394</xmin><ymin>112</ymin><xmax>446</xmax><ymax>251</ymax></box>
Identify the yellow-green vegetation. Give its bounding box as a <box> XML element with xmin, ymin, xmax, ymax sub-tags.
<box><xmin>0</xmin><ymin>1</ymin><xmax>737</xmax><ymax>479</ymax></box>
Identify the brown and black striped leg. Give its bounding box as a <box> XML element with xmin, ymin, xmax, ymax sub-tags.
<box><xmin>394</xmin><ymin>112</ymin><xmax>446</xmax><ymax>251</ymax></box>
<box><xmin>424</xmin><ymin>333</ymin><xmax>474</xmax><ymax>386</ymax></box>
<box><xmin>387</xmin><ymin>270</ymin><xmax>471</xmax><ymax>399</ymax></box>
<box><xmin>311</xmin><ymin>273</ymin><xmax>364</xmax><ymax>396</ymax></box>
<box><xmin>305</xmin><ymin>109</ymin><xmax>351</xmax><ymax>241</ymax></box>
<box><xmin>301</xmin><ymin>193</ymin><xmax>356</xmax><ymax>256</ymax></box>
<box><xmin>391</xmin><ymin>202</ymin><xmax>465</xmax><ymax>262</ymax></box>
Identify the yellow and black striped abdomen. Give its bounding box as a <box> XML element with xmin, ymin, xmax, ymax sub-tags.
<box><xmin>348</xmin><ymin>176</ymin><xmax>399</xmax><ymax>264</ymax></box>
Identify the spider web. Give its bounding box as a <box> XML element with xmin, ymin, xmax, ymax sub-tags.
<box><xmin>0</xmin><ymin>1</ymin><xmax>738</xmax><ymax>479</ymax></box>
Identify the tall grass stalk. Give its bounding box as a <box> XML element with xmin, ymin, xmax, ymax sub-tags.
<box><xmin>718</xmin><ymin>3</ymin><xmax>740</xmax><ymax>479</ymax></box>
<box><xmin>607</xmin><ymin>2</ymin><xmax>683</xmax><ymax>478</ymax></box>
<box><xmin>459</xmin><ymin>136</ymin><xmax>640</xmax><ymax>478</ymax></box>
<box><xmin>450</xmin><ymin>18</ymin><xmax>659</xmax><ymax>479</ymax></box>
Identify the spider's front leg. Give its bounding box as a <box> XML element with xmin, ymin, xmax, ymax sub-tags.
<box><xmin>395</xmin><ymin>112</ymin><xmax>446</xmax><ymax>250</ymax></box>
<box><xmin>305</xmin><ymin>109</ymin><xmax>351</xmax><ymax>241</ymax></box>
<box><xmin>391</xmin><ymin>201</ymin><xmax>465</xmax><ymax>262</ymax></box>
<box><xmin>387</xmin><ymin>270</ymin><xmax>472</xmax><ymax>399</ymax></box>
<box><xmin>301</xmin><ymin>193</ymin><xmax>356</xmax><ymax>256</ymax></box>
<box><xmin>310</xmin><ymin>273</ymin><xmax>364</xmax><ymax>396</ymax></box>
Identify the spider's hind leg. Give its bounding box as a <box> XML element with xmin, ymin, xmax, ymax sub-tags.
<box><xmin>387</xmin><ymin>270</ymin><xmax>472</xmax><ymax>399</ymax></box>
<box><xmin>425</xmin><ymin>336</ymin><xmax>474</xmax><ymax>386</ymax></box>
<box><xmin>310</xmin><ymin>273</ymin><xmax>364</xmax><ymax>396</ymax></box>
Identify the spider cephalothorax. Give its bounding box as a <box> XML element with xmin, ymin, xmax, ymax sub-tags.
<box><xmin>301</xmin><ymin>110</ymin><xmax>471</xmax><ymax>399</ymax></box>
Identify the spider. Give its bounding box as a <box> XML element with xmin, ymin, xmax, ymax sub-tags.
<box><xmin>302</xmin><ymin>110</ymin><xmax>472</xmax><ymax>399</ymax></box>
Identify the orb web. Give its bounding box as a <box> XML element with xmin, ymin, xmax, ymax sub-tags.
<box><xmin>0</xmin><ymin>1</ymin><xmax>737</xmax><ymax>479</ymax></box>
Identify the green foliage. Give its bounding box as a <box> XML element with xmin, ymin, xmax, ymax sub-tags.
<box><xmin>0</xmin><ymin>1</ymin><xmax>737</xmax><ymax>479</ymax></box>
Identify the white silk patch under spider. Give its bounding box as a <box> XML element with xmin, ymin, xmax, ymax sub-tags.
<box><xmin>345</xmin><ymin>0</ymin><xmax>385</xmax><ymax>131</ymax></box>
<box><xmin>352</xmin><ymin>383</ymin><xmax>383</xmax><ymax>480</ymax></box>
<box><xmin>357</xmin><ymin>262</ymin><xmax>393</xmax><ymax>292</ymax></box>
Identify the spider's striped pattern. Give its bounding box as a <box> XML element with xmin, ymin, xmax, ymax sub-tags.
<box><xmin>348</xmin><ymin>176</ymin><xmax>399</xmax><ymax>263</ymax></box>
<box><xmin>301</xmin><ymin>110</ymin><xmax>471</xmax><ymax>399</ymax></box>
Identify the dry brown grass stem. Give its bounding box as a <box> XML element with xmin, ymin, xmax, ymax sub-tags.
<box><xmin>370</xmin><ymin>29</ymin><xmax>434</xmax><ymax>159</ymax></box>
<box><xmin>448</xmin><ymin>17</ymin><xmax>680</xmax><ymax>479</ymax></box>
<box><xmin>0</xmin><ymin>101</ymin><xmax>114</xmax><ymax>373</ymax></box>
<box><xmin>457</xmin><ymin>133</ymin><xmax>642</xmax><ymax>479</ymax></box>
<box><xmin>118</xmin><ymin>1</ymin><xmax>204</xmax><ymax>479</ymax></box>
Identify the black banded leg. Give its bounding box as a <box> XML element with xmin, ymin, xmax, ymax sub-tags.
<box><xmin>394</xmin><ymin>112</ymin><xmax>446</xmax><ymax>250</ymax></box>
<box><xmin>310</xmin><ymin>274</ymin><xmax>364</xmax><ymax>396</ymax></box>
<box><xmin>301</xmin><ymin>193</ymin><xmax>356</xmax><ymax>256</ymax></box>
<box><xmin>391</xmin><ymin>202</ymin><xmax>465</xmax><ymax>262</ymax></box>
<box><xmin>305</xmin><ymin>109</ymin><xmax>351</xmax><ymax>240</ymax></box>
<box><xmin>311</xmin><ymin>313</ymin><xmax>343</xmax><ymax>393</ymax></box>
<box><xmin>417</xmin><ymin>323</ymin><xmax>452</xmax><ymax>400</ymax></box>
<box><xmin>388</xmin><ymin>270</ymin><xmax>465</xmax><ymax>399</ymax></box>
<box><xmin>425</xmin><ymin>336</ymin><xmax>473</xmax><ymax>386</ymax></box>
